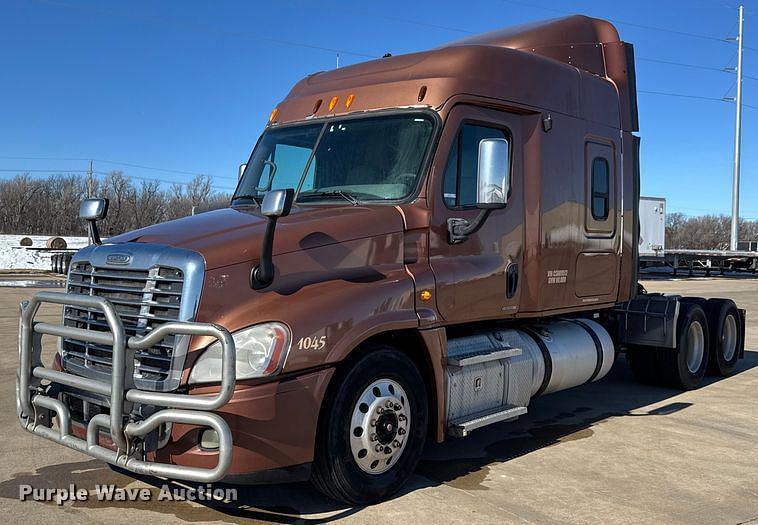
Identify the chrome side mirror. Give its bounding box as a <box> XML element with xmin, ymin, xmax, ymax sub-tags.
<box><xmin>476</xmin><ymin>138</ymin><xmax>509</xmax><ymax>209</ymax></box>
<box><xmin>79</xmin><ymin>198</ymin><xmax>109</xmax><ymax>221</ymax></box>
<box><xmin>261</xmin><ymin>188</ymin><xmax>294</xmax><ymax>218</ymax></box>
<box><xmin>238</xmin><ymin>163</ymin><xmax>247</xmax><ymax>180</ymax></box>
<box><xmin>448</xmin><ymin>138</ymin><xmax>510</xmax><ymax>244</ymax></box>
<box><xmin>79</xmin><ymin>198</ymin><xmax>109</xmax><ymax>245</ymax></box>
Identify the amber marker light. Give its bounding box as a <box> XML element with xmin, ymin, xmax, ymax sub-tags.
<box><xmin>268</xmin><ymin>107</ymin><xmax>279</xmax><ymax>123</ymax></box>
<box><xmin>419</xmin><ymin>290</ymin><xmax>432</xmax><ymax>301</ymax></box>
<box><xmin>345</xmin><ymin>93</ymin><xmax>356</xmax><ymax>109</ymax></box>
<box><xmin>328</xmin><ymin>96</ymin><xmax>339</xmax><ymax>111</ymax></box>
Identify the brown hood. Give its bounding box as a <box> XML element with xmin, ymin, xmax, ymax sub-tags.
<box><xmin>108</xmin><ymin>204</ymin><xmax>405</xmax><ymax>270</ymax></box>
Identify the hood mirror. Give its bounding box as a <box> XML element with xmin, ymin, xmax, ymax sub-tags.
<box><xmin>238</xmin><ymin>163</ymin><xmax>246</xmax><ymax>180</ymax></box>
<box><xmin>251</xmin><ymin>189</ymin><xmax>294</xmax><ymax>289</ymax></box>
<box><xmin>261</xmin><ymin>187</ymin><xmax>294</xmax><ymax>218</ymax></box>
<box><xmin>79</xmin><ymin>198</ymin><xmax>109</xmax><ymax>245</ymax></box>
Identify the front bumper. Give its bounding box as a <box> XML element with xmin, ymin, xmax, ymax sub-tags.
<box><xmin>16</xmin><ymin>291</ymin><xmax>237</xmax><ymax>483</ymax></box>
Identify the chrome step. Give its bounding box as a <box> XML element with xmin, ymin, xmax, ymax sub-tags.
<box><xmin>447</xmin><ymin>346</ymin><xmax>522</xmax><ymax>367</ymax></box>
<box><xmin>449</xmin><ymin>405</ymin><xmax>527</xmax><ymax>437</ymax></box>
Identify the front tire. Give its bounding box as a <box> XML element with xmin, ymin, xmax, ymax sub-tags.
<box><xmin>311</xmin><ymin>346</ymin><xmax>427</xmax><ymax>505</ymax></box>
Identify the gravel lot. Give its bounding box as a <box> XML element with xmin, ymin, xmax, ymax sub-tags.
<box><xmin>1</xmin><ymin>273</ymin><xmax>756</xmax><ymax>524</ymax></box>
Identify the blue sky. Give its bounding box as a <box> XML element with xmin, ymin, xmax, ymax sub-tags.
<box><xmin>1</xmin><ymin>0</ymin><xmax>756</xmax><ymax>217</ymax></box>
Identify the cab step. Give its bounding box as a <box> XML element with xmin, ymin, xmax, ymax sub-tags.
<box><xmin>449</xmin><ymin>405</ymin><xmax>528</xmax><ymax>437</ymax></box>
<box><xmin>447</xmin><ymin>346</ymin><xmax>522</xmax><ymax>367</ymax></box>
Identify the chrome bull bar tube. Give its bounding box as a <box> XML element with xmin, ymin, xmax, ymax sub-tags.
<box><xmin>16</xmin><ymin>291</ymin><xmax>236</xmax><ymax>483</ymax></box>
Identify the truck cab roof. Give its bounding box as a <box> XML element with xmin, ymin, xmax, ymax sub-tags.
<box><xmin>274</xmin><ymin>15</ymin><xmax>637</xmax><ymax>132</ymax></box>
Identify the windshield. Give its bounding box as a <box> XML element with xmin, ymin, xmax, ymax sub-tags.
<box><xmin>233</xmin><ymin>113</ymin><xmax>435</xmax><ymax>205</ymax></box>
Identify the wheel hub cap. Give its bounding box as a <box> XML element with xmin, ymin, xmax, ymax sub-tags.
<box><xmin>349</xmin><ymin>378</ymin><xmax>410</xmax><ymax>474</ymax></box>
<box><xmin>685</xmin><ymin>321</ymin><xmax>705</xmax><ymax>373</ymax></box>
<box><xmin>721</xmin><ymin>314</ymin><xmax>737</xmax><ymax>361</ymax></box>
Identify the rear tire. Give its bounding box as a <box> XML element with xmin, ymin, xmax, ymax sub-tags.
<box><xmin>311</xmin><ymin>346</ymin><xmax>427</xmax><ymax>505</ymax></box>
<box><xmin>703</xmin><ymin>299</ymin><xmax>740</xmax><ymax>376</ymax></box>
<box><xmin>661</xmin><ymin>302</ymin><xmax>710</xmax><ymax>390</ymax></box>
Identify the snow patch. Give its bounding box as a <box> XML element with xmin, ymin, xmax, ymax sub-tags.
<box><xmin>0</xmin><ymin>235</ymin><xmax>89</xmax><ymax>270</ymax></box>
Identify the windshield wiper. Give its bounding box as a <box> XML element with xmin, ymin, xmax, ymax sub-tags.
<box><xmin>297</xmin><ymin>190</ymin><xmax>360</xmax><ymax>206</ymax></box>
<box><xmin>232</xmin><ymin>194</ymin><xmax>261</xmax><ymax>206</ymax></box>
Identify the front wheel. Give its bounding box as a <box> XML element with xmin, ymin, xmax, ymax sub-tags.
<box><xmin>311</xmin><ymin>346</ymin><xmax>428</xmax><ymax>505</ymax></box>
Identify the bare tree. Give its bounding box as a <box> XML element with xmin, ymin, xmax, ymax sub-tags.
<box><xmin>0</xmin><ymin>173</ymin><xmax>231</xmax><ymax>236</ymax></box>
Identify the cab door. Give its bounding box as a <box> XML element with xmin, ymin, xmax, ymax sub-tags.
<box><xmin>428</xmin><ymin>105</ymin><xmax>524</xmax><ymax>323</ymax></box>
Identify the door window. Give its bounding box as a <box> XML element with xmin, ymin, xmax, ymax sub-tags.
<box><xmin>443</xmin><ymin>124</ymin><xmax>508</xmax><ymax>208</ymax></box>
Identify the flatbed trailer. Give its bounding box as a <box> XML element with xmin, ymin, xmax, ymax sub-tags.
<box><xmin>641</xmin><ymin>249</ymin><xmax>758</xmax><ymax>276</ymax></box>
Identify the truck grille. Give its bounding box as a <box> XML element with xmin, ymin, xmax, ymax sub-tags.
<box><xmin>62</xmin><ymin>261</ymin><xmax>185</xmax><ymax>390</ymax></box>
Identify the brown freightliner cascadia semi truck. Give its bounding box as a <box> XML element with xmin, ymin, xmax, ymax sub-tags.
<box><xmin>17</xmin><ymin>15</ymin><xmax>746</xmax><ymax>504</ymax></box>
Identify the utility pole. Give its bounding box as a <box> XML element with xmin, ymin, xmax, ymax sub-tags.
<box><xmin>87</xmin><ymin>159</ymin><xmax>94</xmax><ymax>198</ymax></box>
<box><xmin>730</xmin><ymin>5</ymin><xmax>744</xmax><ymax>251</ymax></box>
<box><xmin>87</xmin><ymin>159</ymin><xmax>94</xmax><ymax>244</ymax></box>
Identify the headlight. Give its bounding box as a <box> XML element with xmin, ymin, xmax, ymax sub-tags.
<box><xmin>188</xmin><ymin>322</ymin><xmax>291</xmax><ymax>384</ymax></box>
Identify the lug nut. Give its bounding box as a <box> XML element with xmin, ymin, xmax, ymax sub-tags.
<box><xmin>370</xmin><ymin>419</ymin><xmax>377</xmax><ymax>427</ymax></box>
<box><xmin>398</xmin><ymin>414</ymin><xmax>407</xmax><ymax>422</ymax></box>
<box><xmin>385</xmin><ymin>400</ymin><xmax>394</xmax><ymax>408</ymax></box>
<box><xmin>384</xmin><ymin>446</ymin><xmax>392</xmax><ymax>454</ymax></box>
<box><xmin>398</xmin><ymin>427</ymin><xmax>406</xmax><ymax>435</ymax></box>
<box><xmin>393</xmin><ymin>440</ymin><xmax>401</xmax><ymax>448</ymax></box>
<box><xmin>394</xmin><ymin>403</ymin><xmax>402</xmax><ymax>410</ymax></box>
<box><xmin>375</xmin><ymin>444</ymin><xmax>383</xmax><ymax>452</ymax></box>
<box><xmin>370</xmin><ymin>433</ymin><xmax>378</xmax><ymax>442</ymax></box>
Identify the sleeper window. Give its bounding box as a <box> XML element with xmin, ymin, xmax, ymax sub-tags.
<box><xmin>591</xmin><ymin>157</ymin><xmax>609</xmax><ymax>221</ymax></box>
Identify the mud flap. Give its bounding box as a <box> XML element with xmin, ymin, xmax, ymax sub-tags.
<box><xmin>614</xmin><ymin>294</ymin><xmax>681</xmax><ymax>349</ymax></box>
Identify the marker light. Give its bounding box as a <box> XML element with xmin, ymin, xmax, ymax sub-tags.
<box><xmin>328</xmin><ymin>96</ymin><xmax>339</xmax><ymax>111</ymax></box>
<box><xmin>420</xmin><ymin>290</ymin><xmax>432</xmax><ymax>301</ymax></box>
<box><xmin>268</xmin><ymin>107</ymin><xmax>279</xmax><ymax>123</ymax></box>
<box><xmin>345</xmin><ymin>93</ymin><xmax>356</xmax><ymax>109</ymax></box>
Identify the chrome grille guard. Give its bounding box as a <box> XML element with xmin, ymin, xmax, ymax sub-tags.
<box><xmin>16</xmin><ymin>291</ymin><xmax>236</xmax><ymax>483</ymax></box>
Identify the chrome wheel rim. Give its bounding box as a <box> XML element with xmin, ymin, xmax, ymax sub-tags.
<box><xmin>685</xmin><ymin>321</ymin><xmax>705</xmax><ymax>373</ymax></box>
<box><xmin>349</xmin><ymin>378</ymin><xmax>410</xmax><ymax>475</ymax></box>
<box><xmin>721</xmin><ymin>314</ymin><xmax>738</xmax><ymax>362</ymax></box>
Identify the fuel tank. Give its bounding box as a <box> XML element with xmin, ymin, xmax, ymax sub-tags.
<box><xmin>445</xmin><ymin>319</ymin><xmax>615</xmax><ymax>432</ymax></box>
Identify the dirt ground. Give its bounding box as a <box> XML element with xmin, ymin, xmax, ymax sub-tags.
<box><xmin>0</xmin><ymin>273</ymin><xmax>756</xmax><ymax>524</ymax></box>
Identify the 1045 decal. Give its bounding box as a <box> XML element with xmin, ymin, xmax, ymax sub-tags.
<box><xmin>297</xmin><ymin>335</ymin><xmax>327</xmax><ymax>351</ymax></box>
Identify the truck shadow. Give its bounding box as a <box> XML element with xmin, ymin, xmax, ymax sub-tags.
<box><xmin>1</xmin><ymin>351</ymin><xmax>755</xmax><ymax>523</ymax></box>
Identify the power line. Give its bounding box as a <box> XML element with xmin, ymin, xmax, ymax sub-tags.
<box><xmin>0</xmin><ymin>168</ymin><xmax>89</xmax><ymax>173</ymax></box>
<box><xmin>637</xmin><ymin>56</ymin><xmax>730</xmax><ymax>72</ymax></box>
<box><xmin>89</xmin><ymin>170</ymin><xmax>236</xmax><ymax>191</ymax></box>
<box><xmin>498</xmin><ymin>0</ymin><xmax>732</xmax><ymax>43</ymax></box>
<box><xmin>0</xmin><ymin>168</ymin><xmax>236</xmax><ymax>191</ymax></box>
<box><xmin>0</xmin><ymin>155</ymin><xmax>235</xmax><ymax>180</ymax></box>
<box><xmin>637</xmin><ymin>89</ymin><xmax>728</xmax><ymax>102</ymax></box>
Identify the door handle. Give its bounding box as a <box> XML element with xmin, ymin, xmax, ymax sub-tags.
<box><xmin>506</xmin><ymin>263</ymin><xmax>519</xmax><ymax>299</ymax></box>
